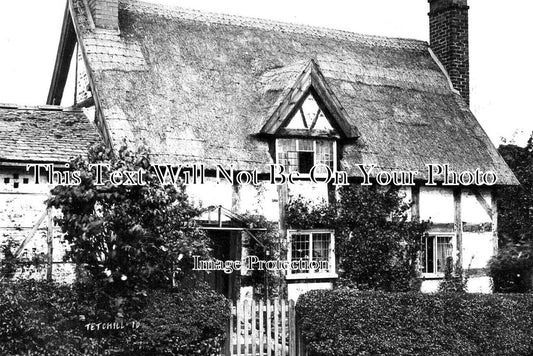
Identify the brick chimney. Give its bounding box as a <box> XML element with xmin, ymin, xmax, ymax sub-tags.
<box><xmin>428</xmin><ymin>0</ymin><xmax>470</xmax><ymax>104</ymax></box>
<box><xmin>87</xmin><ymin>0</ymin><xmax>119</xmax><ymax>31</ymax></box>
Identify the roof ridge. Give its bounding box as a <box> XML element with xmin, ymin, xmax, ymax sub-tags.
<box><xmin>0</xmin><ymin>103</ymin><xmax>83</xmax><ymax>112</ymax></box>
<box><xmin>119</xmin><ymin>0</ymin><xmax>428</xmax><ymax>50</ymax></box>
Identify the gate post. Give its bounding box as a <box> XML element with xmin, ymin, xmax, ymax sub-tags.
<box><xmin>289</xmin><ymin>300</ymin><xmax>296</xmax><ymax>356</ymax></box>
<box><xmin>224</xmin><ymin>306</ymin><xmax>232</xmax><ymax>356</ymax></box>
<box><xmin>295</xmin><ymin>314</ymin><xmax>307</xmax><ymax>356</ymax></box>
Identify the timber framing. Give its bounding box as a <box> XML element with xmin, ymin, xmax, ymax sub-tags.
<box><xmin>472</xmin><ymin>188</ymin><xmax>494</xmax><ymax>220</ymax></box>
<box><xmin>454</xmin><ymin>188</ymin><xmax>463</xmax><ymax>267</ymax></box>
<box><xmin>47</xmin><ymin>2</ymin><xmax>77</xmax><ymax>105</ymax></box>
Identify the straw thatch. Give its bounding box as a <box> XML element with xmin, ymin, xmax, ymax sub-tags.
<box><xmin>0</xmin><ymin>105</ymin><xmax>99</xmax><ymax>163</ymax></box>
<box><xmin>69</xmin><ymin>0</ymin><xmax>518</xmax><ymax>185</ymax></box>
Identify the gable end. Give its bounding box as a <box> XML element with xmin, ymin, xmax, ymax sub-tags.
<box><xmin>260</xmin><ymin>60</ymin><xmax>359</xmax><ymax>140</ymax></box>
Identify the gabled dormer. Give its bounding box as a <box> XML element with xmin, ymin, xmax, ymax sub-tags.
<box><xmin>260</xmin><ymin>60</ymin><xmax>358</xmax><ymax>175</ymax></box>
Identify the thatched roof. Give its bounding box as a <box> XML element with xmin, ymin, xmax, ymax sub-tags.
<box><xmin>0</xmin><ymin>105</ymin><xmax>100</xmax><ymax>164</ymax></box>
<box><xmin>68</xmin><ymin>0</ymin><xmax>518</xmax><ymax>185</ymax></box>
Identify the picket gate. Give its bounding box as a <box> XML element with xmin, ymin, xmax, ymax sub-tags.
<box><xmin>223</xmin><ymin>299</ymin><xmax>305</xmax><ymax>356</ymax></box>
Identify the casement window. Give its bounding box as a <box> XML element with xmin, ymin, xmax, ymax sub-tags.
<box><xmin>286</xmin><ymin>230</ymin><xmax>336</xmax><ymax>279</ymax></box>
<box><xmin>276</xmin><ymin>138</ymin><xmax>336</xmax><ymax>175</ymax></box>
<box><xmin>420</xmin><ymin>233</ymin><xmax>455</xmax><ymax>276</ymax></box>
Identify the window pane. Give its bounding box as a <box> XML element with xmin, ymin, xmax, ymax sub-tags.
<box><xmin>436</xmin><ymin>236</ymin><xmax>453</xmax><ymax>273</ymax></box>
<box><xmin>312</xmin><ymin>233</ymin><xmax>331</xmax><ymax>272</ymax></box>
<box><xmin>423</xmin><ymin>235</ymin><xmax>434</xmax><ymax>274</ymax></box>
<box><xmin>291</xmin><ymin>234</ymin><xmax>310</xmax><ymax>274</ymax></box>
<box><xmin>297</xmin><ymin>139</ymin><xmax>314</xmax><ymax>151</ymax></box>
<box><xmin>286</xmin><ymin>151</ymin><xmax>299</xmax><ymax>171</ymax></box>
<box><xmin>277</xmin><ymin>138</ymin><xmax>335</xmax><ymax>174</ymax></box>
<box><xmin>315</xmin><ymin>140</ymin><xmax>334</xmax><ymax>173</ymax></box>
<box><xmin>278</xmin><ymin>138</ymin><xmax>296</xmax><ymax>151</ymax></box>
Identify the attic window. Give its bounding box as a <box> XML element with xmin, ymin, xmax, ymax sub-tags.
<box><xmin>277</xmin><ymin>138</ymin><xmax>335</xmax><ymax>175</ymax></box>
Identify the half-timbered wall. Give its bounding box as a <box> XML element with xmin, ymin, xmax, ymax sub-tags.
<box><xmin>0</xmin><ymin>166</ymin><xmax>75</xmax><ymax>282</ymax></box>
<box><xmin>418</xmin><ymin>186</ymin><xmax>495</xmax><ymax>293</ymax></box>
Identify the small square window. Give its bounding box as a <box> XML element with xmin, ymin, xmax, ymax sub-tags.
<box><xmin>4</xmin><ymin>178</ymin><xmax>10</xmax><ymax>184</ymax></box>
<box><xmin>287</xmin><ymin>230</ymin><xmax>336</xmax><ymax>279</ymax></box>
<box><xmin>23</xmin><ymin>178</ymin><xmax>29</xmax><ymax>184</ymax></box>
<box><xmin>277</xmin><ymin>138</ymin><xmax>335</xmax><ymax>175</ymax></box>
<box><xmin>13</xmin><ymin>182</ymin><xmax>19</xmax><ymax>189</ymax></box>
<box><xmin>420</xmin><ymin>234</ymin><xmax>454</xmax><ymax>275</ymax></box>
<box><xmin>13</xmin><ymin>173</ymin><xmax>19</xmax><ymax>179</ymax></box>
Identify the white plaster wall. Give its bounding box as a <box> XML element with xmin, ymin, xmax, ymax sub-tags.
<box><xmin>420</xmin><ymin>279</ymin><xmax>440</xmax><ymax>293</ymax></box>
<box><xmin>466</xmin><ymin>276</ymin><xmax>492</xmax><ymax>293</ymax></box>
<box><xmin>238</xmin><ymin>182</ymin><xmax>279</xmax><ymax>221</ymax></box>
<box><xmin>420</xmin><ymin>277</ymin><xmax>492</xmax><ymax>293</ymax></box>
<box><xmin>462</xmin><ymin>232</ymin><xmax>495</xmax><ymax>270</ymax></box>
<box><xmin>462</xmin><ymin>189</ymin><xmax>492</xmax><ymax>224</ymax></box>
<box><xmin>419</xmin><ymin>186</ymin><xmax>454</xmax><ymax>223</ymax></box>
<box><xmin>287</xmin><ymin>181</ymin><xmax>329</xmax><ymax>203</ymax></box>
<box><xmin>186</xmin><ymin>179</ymin><xmax>329</xmax><ymax>222</ymax></box>
<box><xmin>461</xmin><ymin>189</ymin><xmax>496</xmax><ymax>271</ymax></box>
<box><xmin>287</xmin><ymin>282</ymin><xmax>332</xmax><ymax>302</ymax></box>
<box><xmin>0</xmin><ymin>168</ymin><xmax>75</xmax><ymax>282</ymax></box>
<box><xmin>186</xmin><ymin>177</ymin><xmax>233</xmax><ymax>209</ymax></box>
<box><xmin>0</xmin><ymin>169</ymin><xmax>52</xmax><ymax>258</ymax></box>
<box><xmin>418</xmin><ymin>186</ymin><xmax>496</xmax><ymax>293</ymax></box>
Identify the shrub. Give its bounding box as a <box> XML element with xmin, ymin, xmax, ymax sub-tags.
<box><xmin>297</xmin><ymin>289</ymin><xmax>533</xmax><ymax>356</ymax></box>
<box><xmin>47</xmin><ymin>143</ymin><xmax>211</xmax><ymax>315</ymax></box>
<box><xmin>119</xmin><ymin>282</ymin><xmax>231</xmax><ymax>355</ymax></box>
<box><xmin>0</xmin><ymin>279</ymin><xmax>103</xmax><ymax>355</ymax></box>
<box><xmin>491</xmin><ymin>136</ymin><xmax>533</xmax><ymax>292</ymax></box>
<box><xmin>0</xmin><ymin>280</ymin><xmax>230</xmax><ymax>356</ymax></box>
<box><xmin>438</xmin><ymin>256</ymin><xmax>468</xmax><ymax>293</ymax></box>
<box><xmin>489</xmin><ymin>241</ymin><xmax>533</xmax><ymax>293</ymax></box>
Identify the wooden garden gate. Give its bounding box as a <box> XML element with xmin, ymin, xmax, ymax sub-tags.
<box><xmin>224</xmin><ymin>299</ymin><xmax>305</xmax><ymax>356</ymax></box>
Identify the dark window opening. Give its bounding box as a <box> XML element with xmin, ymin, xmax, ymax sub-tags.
<box><xmin>298</xmin><ymin>151</ymin><xmax>314</xmax><ymax>173</ymax></box>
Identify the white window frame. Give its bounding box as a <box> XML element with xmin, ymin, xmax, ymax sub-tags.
<box><xmin>286</xmin><ymin>229</ymin><xmax>337</xmax><ymax>280</ymax></box>
<box><xmin>275</xmin><ymin>138</ymin><xmax>337</xmax><ymax>177</ymax></box>
<box><xmin>420</xmin><ymin>232</ymin><xmax>456</xmax><ymax>278</ymax></box>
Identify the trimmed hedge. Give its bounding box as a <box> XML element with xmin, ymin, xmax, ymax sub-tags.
<box><xmin>297</xmin><ymin>289</ymin><xmax>533</xmax><ymax>356</ymax></box>
<box><xmin>0</xmin><ymin>280</ymin><xmax>230</xmax><ymax>355</ymax></box>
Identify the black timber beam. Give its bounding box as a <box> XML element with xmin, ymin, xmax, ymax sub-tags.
<box><xmin>47</xmin><ymin>2</ymin><xmax>77</xmax><ymax>105</ymax></box>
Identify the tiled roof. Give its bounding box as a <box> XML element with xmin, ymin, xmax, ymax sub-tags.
<box><xmin>0</xmin><ymin>105</ymin><xmax>100</xmax><ymax>163</ymax></box>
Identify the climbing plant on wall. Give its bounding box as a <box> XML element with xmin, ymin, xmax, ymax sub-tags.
<box><xmin>286</xmin><ymin>185</ymin><xmax>428</xmax><ymax>292</ymax></box>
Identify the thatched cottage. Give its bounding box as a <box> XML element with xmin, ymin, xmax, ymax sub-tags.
<box><xmin>1</xmin><ymin>0</ymin><xmax>518</xmax><ymax>299</ymax></box>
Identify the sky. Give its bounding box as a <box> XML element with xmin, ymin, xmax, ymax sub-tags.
<box><xmin>0</xmin><ymin>0</ymin><xmax>531</xmax><ymax>146</ymax></box>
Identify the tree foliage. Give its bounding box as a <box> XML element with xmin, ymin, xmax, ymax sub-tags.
<box><xmin>489</xmin><ymin>135</ymin><xmax>533</xmax><ymax>292</ymax></box>
<box><xmin>47</xmin><ymin>143</ymin><xmax>211</xmax><ymax>312</ymax></box>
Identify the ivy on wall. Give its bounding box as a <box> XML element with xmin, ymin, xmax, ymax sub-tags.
<box><xmin>286</xmin><ymin>185</ymin><xmax>429</xmax><ymax>292</ymax></box>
